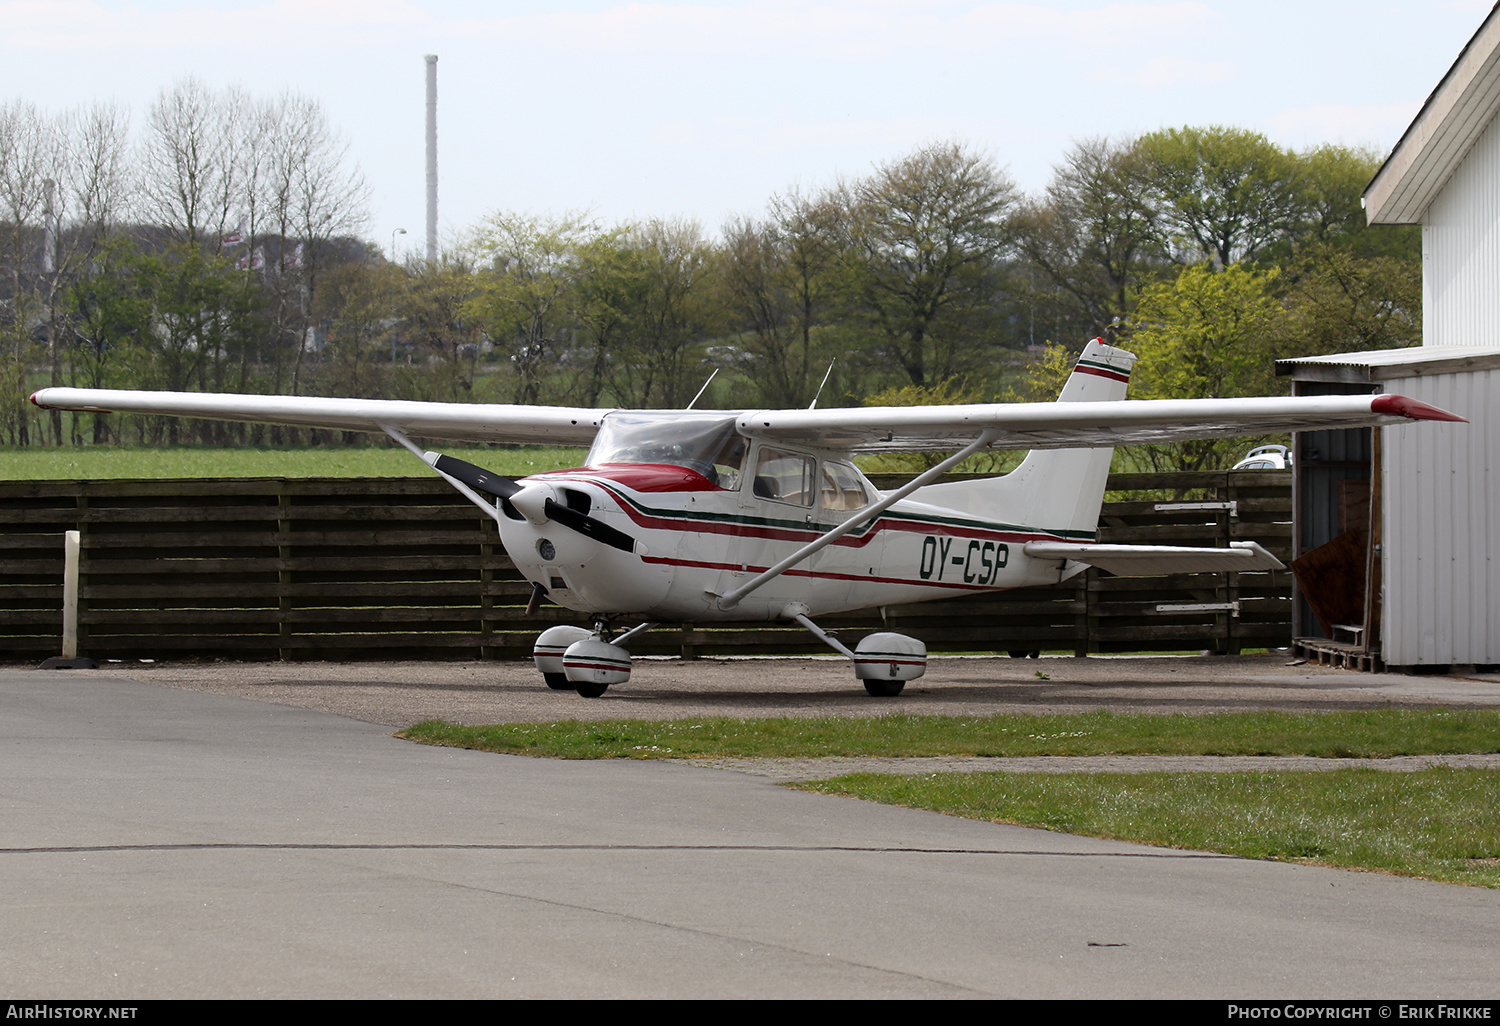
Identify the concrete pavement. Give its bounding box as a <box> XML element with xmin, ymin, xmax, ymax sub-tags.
<box><xmin>2</xmin><ymin>666</ymin><xmax>1498</xmax><ymax>998</ymax></box>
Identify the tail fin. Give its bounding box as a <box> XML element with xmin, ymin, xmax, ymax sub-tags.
<box><xmin>916</xmin><ymin>339</ymin><xmax>1135</xmax><ymax>537</ymax></box>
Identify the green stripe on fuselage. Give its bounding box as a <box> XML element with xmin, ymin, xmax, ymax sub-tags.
<box><xmin>590</xmin><ymin>484</ymin><xmax>1097</xmax><ymax>542</ymax></box>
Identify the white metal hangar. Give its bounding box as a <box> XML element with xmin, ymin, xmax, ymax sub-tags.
<box><xmin>1279</xmin><ymin>5</ymin><xmax>1500</xmax><ymax>671</ymax></box>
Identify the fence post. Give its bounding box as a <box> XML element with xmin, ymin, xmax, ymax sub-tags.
<box><xmin>277</xmin><ymin>484</ymin><xmax>292</xmax><ymax>662</ymax></box>
<box><xmin>75</xmin><ymin>492</ymin><xmax>89</xmax><ymax>656</ymax></box>
<box><xmin>61</xmin><ymin>530</ymin><xmax>79</xmax><ymax>658</ymax></box>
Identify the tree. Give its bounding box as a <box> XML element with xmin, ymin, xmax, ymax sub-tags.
<box><xmin>139</xmin><ymin>78</ymin><xmax>248</xmax><ymax>247</ymax></box>
<box><xmin>467</xmin><ymin>212</ymin><xmax>595</xmax><ymax>405</ymax></box>
<box><xmin>255</xmin><ymin>91</ymin><xmax>371</xmax><ymax>394</ymax></box>
<box><xmin>721</xmin><ymin>189</ymin><xmax>847</xmax><ymax>407</ymax></box>
<box><xmin>609</xmin><ymin>218</ymin><xmax>719</xmax><ymax>408</ymax></box>
<box><xmin>1277</xmin><ymin>244</ymin><xmax>1421</xmax><ymax>357</ymax></box>
<box><xmin>570</xmin><ymin>227</ymin><xmax>649</xmax><ymax>407</ymax></box>
<box><xmin>0</xmin><ymin>98</ymin><xmax>59</xmax><ymax>443</ymax></box>
<box><xmin>846</xmin><ymin>142</ymin><xmax>1017</xmax><ymax>386</ymax></box>
<box><xmin>63</xmin><ymin>237</ymin><xmax>156</xmax><ymax>442</ymax></box>
<box><xmin>1013</xmin><ymin>137</ymin><xmax>1160</xmax><ymax>340</ymax></box>
<box><xmin>400</xmin><ymin>260</ymin><xmax>479</xmax><ymax>403</ymax></box>
<box><xmin>1132</xmin><ymin>126</ymin><xmax>1306</xmax><ymax>268</ymax></box>
<box><xmin>312</xmin><ymin>251</ymin><xmax>404</xmax><ymax>402</ymax></box>
<box><xmin>1125</xmin><ymin>263</ymin><xmax>1285</xmax><ymax>471</ymax></box>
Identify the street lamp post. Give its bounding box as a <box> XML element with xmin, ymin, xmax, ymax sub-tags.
<box><xmin>391</xmin><ymin>227</ymin><xmax>407</xmax><ymax>264</ymax></box>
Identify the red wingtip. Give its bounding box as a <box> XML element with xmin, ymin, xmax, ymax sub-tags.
<box><xmin>28</xmin><ymin>391</ymin><xmax>42</xmax><ymax>408</ymax></box>
<box><xmin>1371</xmin><ymin>394</ymin><xmax>1468</xmax><ymax>423</ymax></box>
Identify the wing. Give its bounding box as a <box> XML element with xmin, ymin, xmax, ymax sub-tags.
<box><xmin>32</xmin><ymin>386</ymin><xmax>1466</xmax><ymax>453</ymax></box>
<box><xmin>736</xmin><ymin>394</ymin><xmax>1465</xmax><ymax>453</ymax></box>
<box><xmin>29</xmin><ymin>388</ymin><xmax>613</xmax><ymax>446</ymax></box>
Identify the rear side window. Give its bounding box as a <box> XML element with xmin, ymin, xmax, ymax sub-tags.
<box><xmin>820</xmin><ymin>462</ymin><xmax>871</xmax><ymax>511</ymax></box>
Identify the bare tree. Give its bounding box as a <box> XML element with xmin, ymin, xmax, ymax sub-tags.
<box><xmin>257</xmin><ymin>91</ymin><xmax>370</xmax><ymax>393</ymax></box>
<box><xmin>139</xmin><ymin>78</ymin><xmax>249</xmax><ymax>246</ymax></box>
<box><xmin>0</xmin><ymin>99</ymin><xmax>63</xmax><ymax>443</ymax></box>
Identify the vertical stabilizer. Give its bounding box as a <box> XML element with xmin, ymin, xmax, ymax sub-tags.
<box><xmin>915</xmin><ymin>339</ymin><xmax>1135</xmax><ymax>537</ymax></box>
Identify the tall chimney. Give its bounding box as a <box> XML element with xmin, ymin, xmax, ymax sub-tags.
<box><xmin>424</xmin><ymin>54</ymin><xmax>438</xmax><ymax>265</ymax></box>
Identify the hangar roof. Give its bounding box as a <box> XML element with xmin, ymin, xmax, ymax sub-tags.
<box><xmin>1277</xmin><ymin>345</ymin><xmax>1500</xmax><ymax>383</ymax></box>
<box><xmin>1364</xmin><ymin>3</ymin><xmax>1500</xmax><ymax>224</ymax></box>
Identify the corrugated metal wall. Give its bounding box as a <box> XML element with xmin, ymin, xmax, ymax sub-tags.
<box><xmin>1382</xmin><ymin>370</ymin><xmax>1498</xmax><ymax>666</ymax></box>
<box><xmin>1423</xmin><ymin>108</ymin><xmax>1500</xmax><ymax>348</ymax></box>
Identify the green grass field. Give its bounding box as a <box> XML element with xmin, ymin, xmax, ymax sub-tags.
<box><xmin>796</xmin><ymin>768</ymin><xmax>1500</xmax><ymax>888</ymax></box>
<box><xmin>398</xmin><ymin>710</ymin><xmax>1500</xmax><ymax>760</ymax></box>
<box><xmin>400</xmin><ymin>710</ymin><xmax>1500</xmax><ymax>887</ymax></box>
<box><xmin>0</xmin><ymin>445</ymin><xmax>589</xmax><ymax>480</ymax></box>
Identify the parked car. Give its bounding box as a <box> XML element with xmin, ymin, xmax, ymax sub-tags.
<box><xmin>1231</xmin><ymin>444</ymin><xmax>1292</xmax><ymax>470</ymax></box>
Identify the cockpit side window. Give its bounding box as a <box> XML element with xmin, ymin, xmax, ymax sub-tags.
<box><xmin>752</xmin><ymin>446</ymin><xmax>815</xmax><ymax>507</ymax></box>
<box><xmin>708</xmin><ymin>433</ymin><xmax>748</xmax><ymax>491</ymax></box>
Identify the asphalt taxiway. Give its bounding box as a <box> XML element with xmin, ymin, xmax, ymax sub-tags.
<box><xmin>3</xmin><ymin>659</ymin><xmax>1498</xmax><ymax>998</ymax></box>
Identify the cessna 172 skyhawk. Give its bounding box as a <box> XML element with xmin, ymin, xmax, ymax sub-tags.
<box><xmin>31</xmin><ymin>340</ymin><xmax>1463</xmax><ymax>697</ymax></box>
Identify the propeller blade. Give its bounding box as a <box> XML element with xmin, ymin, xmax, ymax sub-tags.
<box><xmin>427</xmin><ymin>450</ymin><xmax>638</xmax><ymax>554</ymax></box>
<box><xmin>426</xmin><ymin>452</ymin><xmax>522</xmax><ymax>499</ymax></box>
<box><xmin>544</xmin><ymin>498</ymin><xmax>637</xmax><ymax>553</ymax></box>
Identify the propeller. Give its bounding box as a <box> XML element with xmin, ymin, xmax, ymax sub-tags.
<box><xmin>425</xmin><ymin>452</ymin><xmax>637</xmax><ymax>553</ymax></box>
<box><xmin>426</xmin><ymin>452</ymin><xmax>521</xmax><ymax>500</ymax></box>
<box><xmin>540</xmin><ymin>496</ymin><xmax>637</xmax><ymax>552</ymax></box>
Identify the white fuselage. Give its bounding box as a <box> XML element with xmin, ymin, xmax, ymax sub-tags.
<box><xmin>499</xmin><ymin>457</ymin><xmax>1089</xmax><ymax>623</ymax></box>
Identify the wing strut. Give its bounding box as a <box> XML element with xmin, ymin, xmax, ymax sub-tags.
<box><xmin>381</xmin><ymin>423</ymin><xmax>505</xmax><ymax>525</ymax></box>
<box><xmin>716</xmin><ymin>429</ymin><xmax>1000</xmax><ymax>611</ymax></box>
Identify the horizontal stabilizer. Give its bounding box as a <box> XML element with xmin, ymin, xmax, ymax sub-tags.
<box><xmin>1022</xmin><ymin>540</ymin><xmax>1285</xmax><ymax>576</ymax></box>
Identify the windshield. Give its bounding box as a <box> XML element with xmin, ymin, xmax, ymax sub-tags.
<box><xmin>587</xmin><ymin>412</ymin><xmax>749</xmax><ymax>487</ymax></box>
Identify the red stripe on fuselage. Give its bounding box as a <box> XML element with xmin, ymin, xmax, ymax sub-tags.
<box><xmin>639</xmin><ymin>554</ymin><xmax>1006</xmax><ymax>593</ymax></box>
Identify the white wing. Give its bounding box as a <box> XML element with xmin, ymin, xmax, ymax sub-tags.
<box><xmin>735</xmin><ymin>394</ymin><xmax>1464</xmax><ymax>453</ymax></box>
<box><xmin>30</xmin><ymin>388</ymin><xmax>613</xmax><ymax>446</ymax></box>
<box><xmin>31</xmin><ymin>387</ymin><xmax>1463</xmax><ymax>452</ymax></box>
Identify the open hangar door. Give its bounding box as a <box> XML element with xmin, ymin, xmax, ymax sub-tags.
<box><xmin>1277</xmin><ymin>348</ymin><xmax>1499</xmax><ymax>672</ymax></box>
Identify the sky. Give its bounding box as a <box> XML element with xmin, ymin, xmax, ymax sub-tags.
<box><xmin>0</xmin><ymin>0</ymin><xmax>1492</xmax><ymax>258</ymax></box>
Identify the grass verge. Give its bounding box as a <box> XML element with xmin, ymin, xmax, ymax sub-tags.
<box><xmin>397</xmin><ymin>709</ymin><xmax>1500</xmax><ymax>761</ymax></box>
<box><xmin>794</xmin><ymin>768</ymin><xmax>1500</xmax><ymax>888</ymax></box>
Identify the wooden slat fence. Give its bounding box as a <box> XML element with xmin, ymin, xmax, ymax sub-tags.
<box><xmin>0</xmin><ymin>470</ymin><xmax>1292</xmax><ymax>661</ymax></box>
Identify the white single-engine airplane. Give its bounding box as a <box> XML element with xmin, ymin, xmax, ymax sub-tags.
<box><xmin>32</xmin><ymin>340</ymin><xmax>1463</xmax><ymax>697</ymax></box>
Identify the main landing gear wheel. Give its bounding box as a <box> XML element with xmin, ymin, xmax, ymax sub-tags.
<box><xmin>862</xmin><ymin>679</ymin><xmax>905</xmax><ymax>697</ymax></box>
<box><xmin>575</xmin><ymin>682</ymin><xmax>609</xmax><ymax>698</ymax></box>
<box><xmin>543</xmin><ymin>672</ymin><xmax>574</xmax><ymax>690</ymax></box>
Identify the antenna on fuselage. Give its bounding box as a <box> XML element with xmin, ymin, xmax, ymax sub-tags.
<box><xmin>808</xmin><ymin>361</ymin><xmax>836</xmax><ymax>409</ymax></box>
<box><xmin>686</xmin><ymin>368</ymin><xmax>719</xmax><ymax>410</ymax></box>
